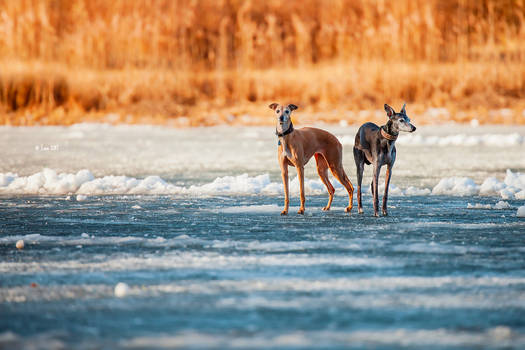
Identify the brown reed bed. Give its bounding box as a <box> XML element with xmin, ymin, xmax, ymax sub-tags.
<box><xmin>0</xmin><ymin>0</ymin><xmax>524</xmax><ymax>126</ymax></box>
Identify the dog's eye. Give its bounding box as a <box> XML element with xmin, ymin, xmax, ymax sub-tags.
<box><xmin>276</xmin><ymin>110</ymin><xmax>280</xmax><ymax>113</ymax></box>
<box><xmin>285</xmin><ymin>110</ymin><xmax>289</xmax><ymax>114</ymax></box>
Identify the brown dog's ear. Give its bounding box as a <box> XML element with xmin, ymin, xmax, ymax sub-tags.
<box><xmin>384</xmin><ymin>104</ymin><xmax>395</xmax><ymax>118</ymax></box>
<box><xmin>269</xmin><ymin>103</ymin><xmax>279</xmax><ymax>110</ymax></box>
<box><xmin>288</xmin><ymin>104</ymin><xmax>298</xmax><ymax>111</ymax></box>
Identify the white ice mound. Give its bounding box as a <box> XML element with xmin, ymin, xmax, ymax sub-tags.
<box><xmin>479</xmin><ymin>177</ymin><xmax>507</xmax><ymax>196</ymax></box>
<box><xmin>494</xmin><ymin>200</ymin><xmax>512</xmax><ymax>209</ymax></box>
<box><xmin>517</xmin><ymin>206</ymin><xmax>525</xmax><ymax>218</ymax></box>
<box><xmin>479</xmin><ymin>170</ymin><xmax>525</xmax><ymax>200</ymax></box>
<box><xmin>0</xmin><ymin>168</ymin><xmax>182</xmax><ymax>195</ymax></box>
<box><xmin>433</xmin><ymin>170</ymin><xmax>525</xmax><ymax>198</ymax></box>
<box><xmin>76</xmin><ymin>194</ymin><xmax>88</xmax><ymax>201</ymax></box>
<box><xmin>114</xmin><ymin>282</ymin><xmax>130</xmax><ymax>298</ymax></box>
<box><xmin>0</xmin><ymin>168</ymin><xmax>94</xmax><ymax>194</ymax></box>
<box><xmin>189</xmin><ymin>173</ymin><xmax>276</xmax><ymax>195</ymax></box>
<box><xmin>467</xmin><ymin>203</ymin><xmax>492</xmax><ymax>209</ymax></box>
<box><xmin>432</xmin><ymin>177</ymin><xmax>480</xmax><ymax>196</ymax></box>
<box><xmin>467</xmin><ymin>201</ymin><xmax>512</xmax><ymax>210</ymax></box>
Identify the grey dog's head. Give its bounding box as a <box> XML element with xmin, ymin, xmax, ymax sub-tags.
<box><xmin>384</xmin><ymin>103</ymin><xmax>416</xmax><ymax>133</ymax></box>
<box><xmin>269</xmin><ymin>103</ymin><xmax>298</xmax><ymax>134</ymax></box>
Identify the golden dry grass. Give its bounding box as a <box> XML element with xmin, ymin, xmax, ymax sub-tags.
<box><xmin>0</xmin><ymin>0</ymin><xmax>524</xmax><ymax>126</ymax></box>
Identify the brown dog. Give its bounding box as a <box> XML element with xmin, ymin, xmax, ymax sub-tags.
<box><xmin>270</xmin><ymin>103</ymin><xmax>354</xmax><ymax>215</ymax></box>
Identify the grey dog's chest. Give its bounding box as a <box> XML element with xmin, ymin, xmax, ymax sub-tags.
<box><xmin>363</xmin><ymin>139</ymin><xmax>395</xmax><ymax>164</ymax></box>
<box><xmin>378</xmin><ymin>142</ymin><xmax>396</xmax><ymax>163</ymax></box>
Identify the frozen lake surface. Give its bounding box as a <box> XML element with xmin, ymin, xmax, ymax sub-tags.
<box><xmin>1</xmin><ymin>124</ymin><xmax>525</xmax><ymax>349</ymax></box>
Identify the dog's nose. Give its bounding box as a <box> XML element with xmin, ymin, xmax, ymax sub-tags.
<box><xmin>412</xmin><ymin>126</ymin><xmax>417</xmax><ymax>132</ymax></box>
<box><xmin>279</xmin><ymin>116</ymin><xmax>284</xmax><ymax>122</ymax></box>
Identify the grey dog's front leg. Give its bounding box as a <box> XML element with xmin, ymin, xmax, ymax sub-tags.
<box><xmin>353</xmin><ymin>147</ymin><xmax>365</xmax><ymax>214</ymax></box>
<box><xmin>372</xmin><ymin>163</ymin><xmax>381</xmax><ymax>217</ymax></box>
<box><xmin>382</xmin><ymin>165</ymin><xmax>392</xmax><ymax>216</ymax></box>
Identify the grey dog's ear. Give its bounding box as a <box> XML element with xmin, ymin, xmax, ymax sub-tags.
<box><xmin>269</xmin><ymin>103</ymin><xmax>279</xmax><ymax>110</ymax></box>
<box><xmin>400</xmin><ymin>103</ymin><xmax>407</xmax><ymax>115</ymax></box>
<box><xmin>288</xmin><ymin>104</ymin><xmax>298</xmax><ymax>111</ymax></box>
<box><xmin>384</xmin><ymin>104</ymin><xmax>395</xmax><ymax>118</ymax></box>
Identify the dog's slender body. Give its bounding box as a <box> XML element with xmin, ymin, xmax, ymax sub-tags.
<box><xmin>353</xmin><ymin>104</ymin><xmax>416</xmax><ymax>217</ymax></box>
<box><xmin>270</xmin><ymin>103</ymin><xmax>353</xmax><ymax>215</ymax></box>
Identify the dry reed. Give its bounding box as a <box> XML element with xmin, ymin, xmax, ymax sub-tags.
<box><xmin>0</xmin><ymin>0</ymin><xmax>524</xmax><ymax>125</ymax></box>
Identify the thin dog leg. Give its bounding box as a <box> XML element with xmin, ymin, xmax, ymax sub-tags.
<box><xmin>354</xmin><ymin>148</ymin><xmax>364</xmax><ymax>214</ymax></box>
<box><xmin>331</xmin><ymin>166</ymin><xmax>353</xmax><ymax>213</ymax></box>
<box><xmin>382</xmin><ymin>165</ymin><xmax>392</xmax><ymax>216</ymax></box>
<box><xmin>342</xmin><ymin>171</ymin><xmax>354</xmax><ymax>212</ymax></box>
<box><xmin>315</xmin><ymin>154</ymin><xmax>334</xmax><ymax>211</ymax></box>
<box><xmin>296</xmin><ymin>165</ymin><xmax>305</xmax><ymax>214</ymax></box>
<box><xmin>356</xmin><ymin>167</ymin><xmax>363</xmax><ymax>214</ymax></box>
<box><xmin>372</xmin><ymin>164</ymin><xmax>381</xmax><ymax>217</ymax></box>
<box><xmin>280</xmin><ymin>162</ymin><xmax>289</xmax><ymax>215</ymax></box>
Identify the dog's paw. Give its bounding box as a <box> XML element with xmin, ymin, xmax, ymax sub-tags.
<box><xmin>382</xmin><ymin>210</ymin><xmax>388</xmax><ymax>216</ymax></box>
<box><xmin>358</xmin><ymin>208</ymin><xmax>364</xmax><ymax>214</ymax></box>
<box><xmin>322</xmin><ymin>206</ymin><xmax>330</xmax><ymax>211</ymax></box>
<box><xmin>345</xmin><ymin>206</ymin><xmax>352</xmax><ymax>213</ymax></box>
<box><xmin>297</xmin><ymin>208</ymin><xmax>305</xmax><ymax>215</ymax></box>
<box><xmin>280</xmin><ymin>210</ymin><xmax>288</xmax><ymax>216</ymax></box>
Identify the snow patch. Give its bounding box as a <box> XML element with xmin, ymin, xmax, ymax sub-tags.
<box><xmin>467</xmin><ymin>201</ymin><xmax>511</xmax><ymax>210</ymax></box>
<box><xmin>432</xmin><ymin>177</ymin><xmax>479</xmax><ymax>196</ymax></box>
<box><xmin>467</xmin><ymin>203</ymin><xmax>492</xmax><ymax>209</ymax></box>
<box><xmin>494</xmin><ymin>201</ymin><xmax>512</xmax><ymax>209</ymax></box>
<box><xmin>478</xmin><ymin>170</ymin><xmax>525</xmax><ymax>199</ymax></box>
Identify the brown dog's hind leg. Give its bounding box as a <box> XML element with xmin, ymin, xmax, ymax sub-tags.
<box><xmin>333</xmin><ymin>168</ymin><xmax>354</xmax><ymax>213</ymax></box>
<box><xmin>328</xmin><ymin>164</ymin><xmax>354</xmax><ymax>213</ymax></box>
<box><xmin>325</xmin><ymin>147</ymin><xmax>354</xmax><ymax>213</ymax></box>
<box><xmin>315</xmin><ymin>153</ymin><xmax>335</xmax><ymax>211</ymax></box>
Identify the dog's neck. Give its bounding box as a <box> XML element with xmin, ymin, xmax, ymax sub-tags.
<box><xmin>381</xmin><ymin>120</ymin><xmax>398</xmax><ymax>142</ymax></box>
<box><xmin>275</xmin><ymin>122</ymin><xmax>294</xmax><ymax>137</ymax></box>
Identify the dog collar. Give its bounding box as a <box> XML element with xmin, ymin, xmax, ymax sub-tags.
<box><xmin>275</xmin><ymin>123</ymin><xmax>294</xmax><ymax>137</ymax></box>
<box><xmin>380</xmin><ymin>126</ymin><xmax>398</xmax><ymax>141</ymax></box>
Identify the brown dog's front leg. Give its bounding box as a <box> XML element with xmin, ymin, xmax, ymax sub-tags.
<box><xmin>296</xmin><ymin>165</ymin><xmax>305</xmax><ymax>214</ymax></box>
<box><xmin>280</xmin><ymin>162</ymin><xmax>289</xmax><ymax>215</ymax></box>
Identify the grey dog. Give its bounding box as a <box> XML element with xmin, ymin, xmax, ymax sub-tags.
<box><xmin>353</xmin><ymin>103</ymin><xmax>416</xmax><ymax>217</ymax></box>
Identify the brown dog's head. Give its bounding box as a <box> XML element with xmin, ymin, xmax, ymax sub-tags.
<box><xmin>269</xmin><ymin>103</ymin><xmax>298</xmax><ymax>134</ymax></box>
